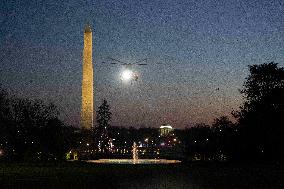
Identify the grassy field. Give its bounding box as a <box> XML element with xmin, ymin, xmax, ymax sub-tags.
<box><xmin>0</xmin><ymin>161</ymin><xmax>283</xmax><ymax>189</ymax></box>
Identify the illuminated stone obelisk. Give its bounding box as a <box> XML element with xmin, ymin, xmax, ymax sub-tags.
<box><xmin>81</xmin><ymin>24</ymin><xmax>93</xmax><ymax>129</ymax></box>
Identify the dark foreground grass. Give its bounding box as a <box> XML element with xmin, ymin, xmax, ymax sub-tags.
<box><xmin>0</xmin><ymin>161</ymin><xmax>283</xmax><ymax>189</ymax></box>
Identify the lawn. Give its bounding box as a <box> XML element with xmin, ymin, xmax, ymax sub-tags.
<box><xmin>0</xmin><ymin>161</ymin><xmax>283</xmax><ymax>189</ymax></box>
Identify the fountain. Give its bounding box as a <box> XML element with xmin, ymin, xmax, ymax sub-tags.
<box><xmin>87</xmin><ymin>142</ymin><xmax>181</xmax><ymax>164</ymax></box>
<box><xmin>132</xmin><ymin>142</ymin><xmax>138</xmax><ymax>162</ymax></box>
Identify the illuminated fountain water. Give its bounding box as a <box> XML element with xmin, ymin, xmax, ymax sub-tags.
<box><xmin>132</xmin><ymin>142</ymin><xmax>138</xmax><ymax>162</ymax></box>
<box><xmin>87</xmin><ymin>142</ymin><xmax>181</xmax><ymax>164</ymax></box>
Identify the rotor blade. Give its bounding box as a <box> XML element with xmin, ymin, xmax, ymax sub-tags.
<box><xmin>107</xmin><ymin>57</ymin><xmax>127</xmax><ymax>64</ymax></box>
<box><xmin>134</xmin><ymin>58</ymin><xmax>147</xmax><ymax>64</ymax></box>
<box><xmin>96</xmin><ymin>61</ymin><xmax>108</xmax><ymax>65</ymax></box>
<box><xmin>96</xmin><ymin>61</ymin><xmax>119</xmax><ymax>66</ymax></box>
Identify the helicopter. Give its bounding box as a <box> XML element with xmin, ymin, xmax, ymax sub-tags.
<box><xmin>101</xmin><ymin>57</ymin><xmax>148</xmax><ymax>82</ymax></box>
<box><xmin>97</xmin><ymin>55</ymin><xmax>180</xmax><ymax>83</ymax></box>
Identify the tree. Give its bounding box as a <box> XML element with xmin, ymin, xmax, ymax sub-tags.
<box><xmin>0</xmin><ymin>86</ymin><xmax>11</xmax><ymax>123</ymax></box>
<box><xmin>95</xmin><ymin>99</ymin><xmax>112</xmax><ymax>152</ymax></box>
<box><xmin>40</xmin><ymin>118</ymin><xmax>67</xmax><ymax>160</ymax></box>
<box><xmin>212</xmin><ymin>116</ymin><xmax>236</xmax><ymax>160</ymax></box>
<box><xmin>184</xmin><ymin>123</ymin><xmax>212</xmax><ymax>160</ymax></box>
<box><xmin>0</xmin><ymin>84</ymin><xmax>69</xmax><ymax>161</ymax></box>
<box><xmin>212</xmin><ymin>116</ymin><xmax>234</xmax><ymax>131</ymax></box>
<box><xmin>0</xmin><ymin>86</ymin><xmax>14</xmax><ymax>159</ymax></box>
<box><xmin>235</xmin><ymin>62</ymin><xmax>284</xmax><ymax>160</ymax></box>
<box><xmin>241</xmin><ymin>62</ymin><xmax>284</xmax><ymax>104</ymax></box>
<box><xmin>10</xmin><ymin>98</ymin><xmax>63</xmax><ymax>161</ymax></box>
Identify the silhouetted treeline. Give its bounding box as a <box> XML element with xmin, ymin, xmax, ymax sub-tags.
<box><xmin>233</xmin><ymin>62</ymin><xmax>284</xmax><ymax>160</ymax></box>
<box><xmin>1</xmin><ymin>62</ymin><xmax>283</xmax><ymax>162</ymax></box>
<box><xmin>180</xmin><ymin>117</ymin><xmax>237</xmax><ymax>161</ymax></box>
<box><xmin>182</xmin><ymin>62</ymin><xmax>284</xmax><ymax>161</ymax></box>
<box><xmin>0</xmin><ymin>87</ymin><xmax>79</xmax><ymax>161</ymax></box>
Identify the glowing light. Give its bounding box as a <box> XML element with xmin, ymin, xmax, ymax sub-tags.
<box><xmin>121</xmin><ymin>69</ymin><xmax>133</xmax><ymax>81</ymax></box>
<box><xmin>81</xmin><ymin>25</ymin><xmax>94</xmax><ymax>130</ymax></box>
<box><xmin>160</xmin><ymin>125</ymin><xmax>172</xmax><ymax>129</ymax></box>
<box><xmin>132</xmin><ymin>142</ymin><xmax>138</xmax><ymax>161</ymax></box>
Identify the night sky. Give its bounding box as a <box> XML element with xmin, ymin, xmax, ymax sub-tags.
<box><xmin>1</xmin><ymin>0</ymin><xmax>283</xmax><ymax>128</ymax></box>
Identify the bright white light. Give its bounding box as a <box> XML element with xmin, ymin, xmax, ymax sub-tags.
<box><xmin>121</xmin><ymin>70</ymin><xmax>133</xmax><ymax>81</ymax></box>
<box><xmin>160</xmin><ymin>125</ymin><xmax>173</xmax><ymax>129</ymax></box>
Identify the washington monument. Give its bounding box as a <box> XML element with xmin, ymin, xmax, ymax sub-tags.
<box><xmin>81</xmin><ymin>24</ymin><xmax>94</xmax><ymax>129</ymax></box>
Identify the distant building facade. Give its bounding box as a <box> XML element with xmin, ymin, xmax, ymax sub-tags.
<box><xmin>160</xmin><ymin>124</ymin><xmax>173</xmax><ymax>136</ymax></box>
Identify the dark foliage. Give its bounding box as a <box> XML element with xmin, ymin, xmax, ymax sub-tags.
<box><xmin>94</xmin><ymin>99</ymin><xmax>112</xmax><ymax>152</ymax></box>
<box><xmin>234</xmin><ymin>62</ymin><xmax>284</xmax><ymax>160</ymax></box>
<box><xmin>1</xmin><ymin>62</ymin><xmax>283</xmax><ymax>162</ymax></box>
<box><xmin>0</xmin><ymin>86</ymin><xmax>75</xmax><ymax>161</ymax></box>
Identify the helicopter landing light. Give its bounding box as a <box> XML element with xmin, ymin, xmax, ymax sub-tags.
<box><xmin>121</xmin><ymin>69</ymin><xmax>133</xmax><ymax>81</ymax></box>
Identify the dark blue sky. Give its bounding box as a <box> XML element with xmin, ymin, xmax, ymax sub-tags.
<box><xmin>1</xmin><ymin>0</ymin><xmax>283</xmax><ymax>128</ymax></box>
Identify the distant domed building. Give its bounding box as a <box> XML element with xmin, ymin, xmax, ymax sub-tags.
<box><xmin>160</xmin><ymin>124</ymin><xmax>173</xmax><ymax>136</ymax></box>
